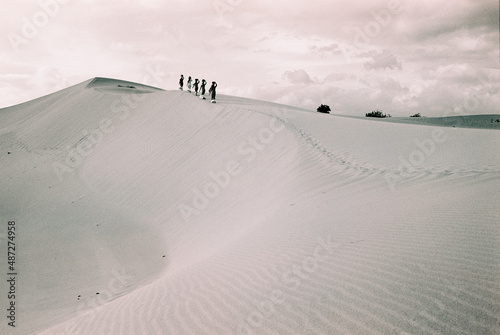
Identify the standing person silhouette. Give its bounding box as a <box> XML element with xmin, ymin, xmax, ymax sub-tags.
<box><xmin>200</xmin><ymin>79</ymin><xmax>207</xmax><ymax>99</ymax></box>
<box><xmin>179</xmin><ymin>75</ymin><xmax>184</xmax><ymax>90</ymax></box>
<box><xmin>187</xmin><ymin>76</ymin><xmax>192</xmax><ymax>92</ymax></box>
<box><xmin>193</xmin><ymin>79</ymin><xmax>200</xmax><ymax>96</ymax></box>
<box><xmin>209</xmin><ymin>81</ymin><xmax>217</xmax><ymax>103</ymax></box>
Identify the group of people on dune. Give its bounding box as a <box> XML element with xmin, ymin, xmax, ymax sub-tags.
<box><xmin>179</xmin><ymin>75</ymin><xmax>217</xmax><ymax>103</ymax></box>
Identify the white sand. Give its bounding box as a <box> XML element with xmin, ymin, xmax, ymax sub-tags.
<box><xmin>1</xmin><ymin>78</ymin><xmax>499</xmax><ymax>334</ymax></box>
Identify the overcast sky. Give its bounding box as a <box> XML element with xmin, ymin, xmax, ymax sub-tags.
<box><xmin>1</xmin><ymin>0</ymin><xmax>498</xmax><ymax>116</ymax></box>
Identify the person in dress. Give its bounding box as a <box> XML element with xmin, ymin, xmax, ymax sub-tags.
<box><xmin>179</xmin><ymin>75</ymin><xmax>184</xmax><ymax>90</ymax></box>
<box><xmin>193</xmin><ymin>78</ymin><xmax>200</xmax><ymax>96</ymax></box>
<box><xmin>187</xmin><ymin>76</ymin><xmax>192</xmax><ymax>92</ymax></box>
<box><xmin>200</xmin><ymin>79</ymin><xmax>207</xmax><ymax>99</ymax></box>
<box><xmin>209</xmin><ymin>81</ymin><xmax>217</xmax><ymax>102</ymax></box>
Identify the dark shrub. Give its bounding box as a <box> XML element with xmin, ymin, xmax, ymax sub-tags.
<box><xmin>365</xmin><ymin>109</ymin><xmax>388</xmax><ymax>118</ymax></box>
<box><xmin>410</xmin><ymin>113</ymin><xmax>421</xmax><ymax>117</ymax></box>
<box><xmin>317</xmin><ymin>104</ymin><xmax>331</xmax><ymax>114</ymax></box>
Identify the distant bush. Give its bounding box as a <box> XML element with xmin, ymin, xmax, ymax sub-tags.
<box><xmin>366</xmin><ymin>109</ymin><xmax>390</xmax><ymax>118</ymax></box>
<box><xmin>410</xmin><ymin>113</ymin><xmax>421</xmax><ymax>117</ymax></box>
<box><xmin>317</xmin><ymin>104</ymin><xmax>331</xmax><ymax>114</ymax></box>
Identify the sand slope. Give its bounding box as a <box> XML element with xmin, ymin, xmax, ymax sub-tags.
<box><xmin>0</xmin><ymin>78</ymin><xmax>499</xmax><ymax>334</ymax></box>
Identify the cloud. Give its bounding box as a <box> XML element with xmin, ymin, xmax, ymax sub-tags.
<box><xmin>0</xmin><ymin>0</ymin><xmax>497</xmax><ymax>116</ymax></box>
<box><xmin>363</xmin><ymin>49</ymin><xmax>402</xmax><ymax>71</ymax></box>
<box><xmin>0</xmin><ymin>73</ymin><xmax>31</xmax><ymax>85</ymax></box>
<box><xmin>309</xmin><ymin>43</ymin><xmax>343</xmax><ymax>55</ymax></box>
<box><xmin>409</xmin><ymin>0</ymin><xmax>498</xmax><ymax>42</ymax></box>
<box><xmin>28</xmin><ymin>67</ymin><xmax>65</xmax><ymax>88</ymax></box>
<box><xmin>283</xmin><ymin>69</ymin><xmax>315</xmax><ymax>85</ymax></box>
<box><xmin>323</xmin><ymin>72</ymin><xmax>355</xmax><ymax>82</ymax></box>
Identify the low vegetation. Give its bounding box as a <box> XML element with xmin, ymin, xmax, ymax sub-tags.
<box><xmin>366</xmin><ymin>109</ymin><xmax>390</xmax><ymax>118</ymax></box>
<box><xmin>317</xmin><ymin>104</ymin><xmax>331</xmax><ymax>114</ymax></box>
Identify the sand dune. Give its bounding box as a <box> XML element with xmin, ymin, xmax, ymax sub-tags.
<box><xmin>340</xmin><ymin>114</ymin><xmax>500</xmax><ymax>130</ymax></box>
<box><xmin>1</xmin><ymin>78</ymin><xmax>499</xmax><ymax>334</ymax></box>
